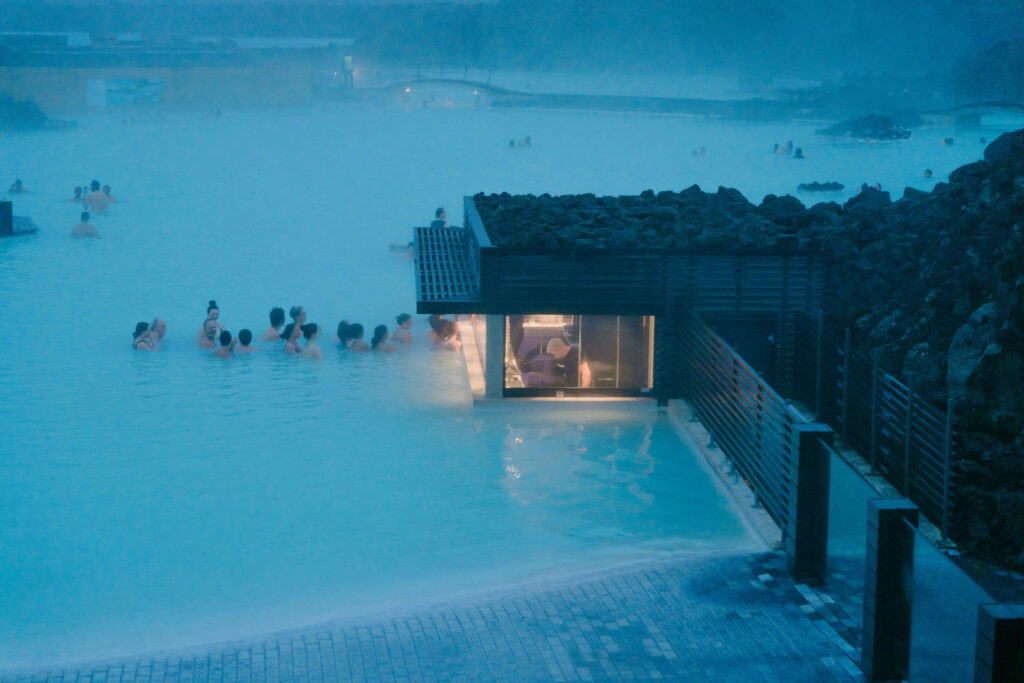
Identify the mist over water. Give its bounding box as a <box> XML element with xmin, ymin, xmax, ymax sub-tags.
<box><xmin>2</xmin><ymin>0</ymin><xmax>1023</xmax><ymax>669</ymax></box>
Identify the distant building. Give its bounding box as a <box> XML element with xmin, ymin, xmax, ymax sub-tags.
<box><xmin>0</xmin><ymin>35</ymin><xmax>347</xmax><ymax>112</ymax></box>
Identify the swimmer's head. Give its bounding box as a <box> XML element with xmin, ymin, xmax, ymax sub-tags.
<box><xmin>150</xmin><ymin>318</ymin><xmax>166</xmax><ymax>338</ymax></box>
<box><xmin>440</xmin><ymin>320</ymin><xmax>459</xmax><ymax>340</ymax></box>
<box><xmin>348</xmin><ymin>323</ymin><xmax>364</xmax><ymax>340</ymax></box>
<box><xmin>428</xmin><ymin>314</ymin><xmax>445</xmax><ymax>333</ymax></box>
<box><xmin>301</xmin><ymin>322</ymin><xmax>319</xmax><ymax>340</ymax></box>
<box><xmin>371</xmin><ymin>324</ymin><xmax>388</xmax><ymax>347</ymax></box>
<box><xmin>924</xmin><ymin>169</ymin><xmax>933</xmax><ymax>178</ymax></box>
<box><xmin>219</xmin><ymin>330</ymin><xmax>232</xmax><ymax>347</ymax></box>
<box><xmin>207</xmin><ymin>300</ymin><xmax>219</xmax><ymax>319</ymax></box>
<box><xmin>337</xmin><ymin>320</ymin><xmax>350</xmax><ymax>342</ymax></box>
<box><xmin>239</xmin><ymin>329</ymin><xmax>253</xmax><ymax>345</ymax></box>
<box><xmin>91</xmin><ymin>180</ymin><xmax>100</xmax><ymax>191</ymax></box>
<box><xmin>281</xmin><ymin>322</ymin><xmax>296</xmax><ymax>342</ymax></box>
<box><xmin>73</xmin><ymin>186</ymin><xmax>82</xmax><ymax>197</ymax></box>
<box><xmin>203</xmin><ymin>319</ymin><xmax>219</xmax><ymax>338</ymax></box>
<box><xmin>290</xmin><ymin>305</ymin><xmax>305</xmax><ymax>323</ymax></box>
<box><xmin>81</xmin><ymin>211</ymin><xmax>90</xmax><ymax>222</ymax></box>
<box><xmin>133</xmin><ymin>321</ymin><xmax>149</xmax><ymax>339</ymax></box>
<box><xmin>269</xmin><ymin>307</ymin><xmax>285</xmax><ymax>328</ymax></box>
<box><xmin>396</xmin><ymin>313</ymin><xmax>412</xmax><ymax>328</ymax></box>
<box><xmin>435</xmin><ymin>206</ymin><xmax>445</xmax><ymax>219</ymax></box>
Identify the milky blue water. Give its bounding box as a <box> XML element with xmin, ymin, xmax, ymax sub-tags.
<box><xmin>0</xmin><ymin>93</ymin><xmax>1016</xmax><ymax>668</ymax></box>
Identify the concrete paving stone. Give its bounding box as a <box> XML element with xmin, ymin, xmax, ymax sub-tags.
<box><xmin>4</xmin><ymin>552</ymin><xmax>866</xmax><ymax>683</ymax></box>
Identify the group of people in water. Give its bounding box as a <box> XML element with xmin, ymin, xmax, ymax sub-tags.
<box><xmin>773</xmin><ymin>140</ymin><xmax>804</xmax><ymax>159</ymax></box>
<box><xmin>68</xmin><ymin>179</ymin><xmax>118</xmax><ymax>239</ymax></box>
<box><xmin>131</xmin><ymin>301</ymin><xmax>463</xmax><ymax>359</ymax></box>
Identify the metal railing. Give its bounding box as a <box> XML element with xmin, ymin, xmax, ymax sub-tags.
<box><xmin>677</xmin><ymin>310</ymin><xmax>803</xmax><ymax>537</ymax></box>
<box><xmin>793</xmin><ymin>312</ymin><xmax>956</xmax><ymax>539</ymax></box>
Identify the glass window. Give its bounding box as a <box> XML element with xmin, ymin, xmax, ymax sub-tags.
<box><xmin>504</xmin><ymin>315</ymin><xmax>653</xmax><ymax>393</ymax></box>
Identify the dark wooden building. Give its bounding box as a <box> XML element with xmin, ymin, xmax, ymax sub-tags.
<box><xmin>415</xmin><ymin>195</ymin><xmax>825</xmax><ymax>401</ymax></box>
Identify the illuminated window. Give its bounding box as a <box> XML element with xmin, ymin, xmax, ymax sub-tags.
<box><xmin>504</xmin><ymin>315</ymin><xmax>654</xmax><ymax>395</ymax></box>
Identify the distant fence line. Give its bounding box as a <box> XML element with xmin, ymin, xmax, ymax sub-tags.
<box><xmin>793</xmin><ymin>312</ymin><xmax>955</xmax><ymax>539</ymax></box>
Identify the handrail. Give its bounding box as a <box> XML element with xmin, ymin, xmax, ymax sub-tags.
<box><xmin>794</xmin><ymin>311</ymin><xmax>956</xmax><ymax>539</ymax></box>
<box><xmin>677</xmin><ymin>310</ymin><xmax>803</xmax><ymax>534</ymax></box>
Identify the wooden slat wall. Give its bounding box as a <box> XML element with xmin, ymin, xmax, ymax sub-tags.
<box><xmin>477</xmin><ymin>248</ymin><xmax>824</xmax><ymax>317</ymax></box>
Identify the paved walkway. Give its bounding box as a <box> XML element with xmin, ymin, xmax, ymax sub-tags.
<box><xmin>3</xmin><ymin>551</ymin><xmax>863</xmax><ymax>682</ymax></box>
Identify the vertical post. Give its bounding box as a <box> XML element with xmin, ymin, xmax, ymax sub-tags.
<box><xmin>842</xmin><ymin>327</ymin><xmax>851</xmax><ymax>441</ymax></box>
<box><xmin>0</xmin><ymin>201</ymin><xmax>12</xmax><ymax>235</ymax></box>
<box><xmin>904</xmin><ymin>374</ymin><xmax>914</xmax><ymax>495</ymax></box>
<box><xmin>814</xmin><ymin>309</ymin><xmax>824</xmax><ymax>418</ymax></box>
<box><xmin>786</xmin><ymin>423</ymin><xmax>833</xmax><ymax>582</ymax></box>
<box><xmin>862</xmin><ymin>498</ymin><xmax>918</xmax><ymax>682</ymax></box>
<box><xmin>870</xmin><ymin>352</ymin><xmax>879</xmax><ymax>474</ymax></box>
<box><xmin>974</xmin><ymin>603</ymin><xmax>1024</xmax><ymax>683</ymax></box>
<box><xmin>942</xmin><ymin>397</ymin><xmax>954</xmax><ymax>542</ymax></box>
<box><xmin>484</xmin><ymin>315</ymin><xmax>504</xmax><ymax>400</ymax></box>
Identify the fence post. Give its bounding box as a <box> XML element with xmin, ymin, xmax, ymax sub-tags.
<box><xmin>814</xmin><ymin>309</ymin><xmax>824</xmax><ymax>418</ymax></box>
<box><xmin>862</xmin><ymin>498</ymin><xmax>918</xmax><ymax>682</ymax></box>
<box><xmin>904</xmin><ymin>374</ymin><xmax>914</xmax><ymax>495</ymax></box>
<box><xmin>870</xmin><ymin>352</ymin><xmax>879</xmax><ymax>473</ymax></box>
<box><xmin>842</xmin><ymin>327</ymin><xmax>851</xmax><ymax>441</ymax></box>
<box><xmin>974</xmin><ymin>603</ymin><xmax>1024</xmax><ymax>683</ymax></box>
<box><xmin>942</xmin><ymin>397</ymin><xmax>954</xmax><ymax>542</ymax></box>
<box><xmin>786</xmin><ymin>423</ymin><xmax>833</xmax><ymax>583</ymax></box>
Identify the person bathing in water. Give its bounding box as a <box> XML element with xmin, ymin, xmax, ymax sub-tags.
<box><xmin>148</xmin><ymin>318</ymin><xmax>167</xmax><ymax>349</ymax></box>
<box><xmin>198</xmin><ymin>319</ymin><xmax>219</xmax><ymax>349</ymax></box>
<box><xmin>338</xmin><ymin>321</ymin><xmax>369</xmax><ymax>351</ymax></box>
<box><xmin>430</xmin><ymin>207</ymin><xmax>449</xmax><ymax>228</ymax></box>
<box><xmin>71</xmin><ymin>212</ymin><xmax>100</xmax><ymax>239</ymax></box>
<box><xmin>196</xmin><ymin>300</ymin><xmax>223</xmax><ymax>346</ymax></box>
<box><xmin>262</xmin><ymin>307</ymin><xmax>285</xmax><ymax>341</ymax></box>
<box><xmin>235</xmin><ymin>329</ymin><xmax>258</xmax><ymax>354</ymax></box>
<box><xmin>301</xmin><ymin>323</ymin><xmax>323</xmax><ymax>360</ymax></box>
<box><xmin>132</xmin><ymin>322</ymin><xmax>153</xmax><ymax>350</ymax></box>
<box><xmin>438</xmin><ymin>319</ymin><xmax>461</xmax><ymax>351</ymax></box>
<box><xmin>68</xmin><ymin>187</ymin><xmax>83</xmax><ymax>203</ymax></box>
<box><xmin>392</xmin><ymin>313</ymin><xmax>413</xmax><ymax>343</ymax></box>
<box><xmin>84</xmin><ymin>180</ymin><xmax>110</xmax><ymax>213</ymax></box>
<box><xmin>281</xmin><ymin>323</ymin><xmax>302</xmax><ymax>354</ymax></box>
<box><xmin>213</xmin><ymin>330</ymin><xmax>235</xmax><ymax>358</ymax></box>
<box><xmin>371</xmin><ymin>325</ymin><xmax>395</xmax><ymax>353</ymax></box>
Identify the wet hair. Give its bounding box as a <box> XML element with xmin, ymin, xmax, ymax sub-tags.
<box><xmin>269</xmin><ymin>307</ymin><xmax>285</xmax><ymax>327</ymax></box>
<box><xmin>301</xmin><ymin>322</ymin><xmax>318</xmax><ymax>340</ymax></box>
<box><xmin>347</xmin><ymin>323</ymin><xmax>364</xmax><ymax>340</ymax></box>
<box><xmin>133</xmin><ymin>321</ymin><xmax>149</xmax><ymax>339</ymax></box>
<box><xmin>428</xmin><ymin>314</ymin><xmax>445</xmax><ymax>334</ymax></box>
<box><xmin>280</xmin><ymin>322</ymin><xmax>296</xmax><ymax>342</ymax></box>
<box><xmin>73</xmin><ymin>186</ymin><xmax>82</xmax><ymax>196</ymax></box>
<box><xmin>239</xmin><ymin>329</ymin><xmax>253</xmax><ymax>345</ymax></box>
<box><xmin>435</xmin><ymin>206</ymin><xmax>445</xmax><ymax>218</ymax></box>
<box><xmin>91</xmin><ymin>180</ymin><xmax>100</xmax><ymax>191</ymax></box>
<box><xmin>337</xmin><ymin>320</ymin><xmax>351</xmax><ymax>342</ymax></box>
<box><xmin>440</xmin><ymin>320</ymin><xmax>459</xmax><ymax>340</ymax></box>
<box><xmin>371</xmin><ymin>325</ymin><xmax>388</xmax><ymax>348</ymax></box>
<box><xmin>289</xmin><ymin>305</ymin><xmax>304</xmax><ymax>321</ymax></box>
<box><xmin>396</xmin><ymin>313</ymin><xmax>411</xmax><ymax>326</ymax></box>
<box><xmin>219</xmin><ymin>330</ymin><xmax>232</xmax><ymax>346</ymax></box>
<box><xmin>207</xmin><ymin>300</ymin><xmax>219</xmax><ymax>315</ymax></box>
<box><xmin>81</xmin><ymin>211</ymin><xmax>90</xmax><ymax>221</ymax></box>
